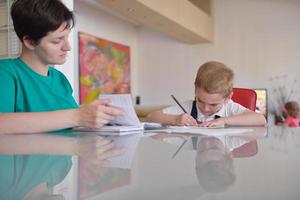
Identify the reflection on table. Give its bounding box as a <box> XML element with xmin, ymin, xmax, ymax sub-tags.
<box><xmin>1</xmin><ymin>126</ymin><xmax>300</xmax><ymax>200</ymax></box>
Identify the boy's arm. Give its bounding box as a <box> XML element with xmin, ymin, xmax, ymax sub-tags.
<box><xmin>0</xmin><ymin>99</ymin><xmax>124</xmax><ymax>134</ymax></box>
<box><xmin>146</xmin><ymin>110</ymin><xmax>198</xmax><ymax>126</ymax></box>
<box><xmin>223</xmin><ymin>110</ymin><xmax>267</xmax><ymax>126</ymax></box>
<box><xmin>200</xmin><ymin>110</ymin><xmax>266</xmax><ymax>127</ymax></box>
<box><xmin>146</xmin><ymin>110</ymin><xmax>176</xmax><ymax>125</ymax></box>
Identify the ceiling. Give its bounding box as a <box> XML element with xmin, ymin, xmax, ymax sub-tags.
<box><xmin>93</xmin><ymin>0</ymin><xmax>213</xmax><ymax>43</ymax></box>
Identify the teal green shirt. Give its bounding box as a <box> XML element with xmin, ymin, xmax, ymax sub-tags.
<box><xmin>0</xmin><ymin>155</ymin><xmax>72</xmax><ymax>200</ymax></box>
<box><xmin>0</xmin><ymin>58</ymin><xmax>78</xmax><ymax>112</ymax></box>
<box><xmin>0</xmin><ymin>58</ymin><xmax>77</xmax><ymax>199</ymax></box>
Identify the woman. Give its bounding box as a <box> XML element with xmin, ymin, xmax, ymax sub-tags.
<box><xmin>0</xmin><ymin>0</ymin><xmax>123</xmax><ymax>134</ymax></box>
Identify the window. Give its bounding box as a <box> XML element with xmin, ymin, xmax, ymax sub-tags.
<box><xmin>0</xmin><ymin>0</ymin><xmax>20</xmax><ymax>59</ymax></box>
<box><xmin>254</xmin><ymin>88</ymin><xmax>268</xmax><ymax>118</ymax></box>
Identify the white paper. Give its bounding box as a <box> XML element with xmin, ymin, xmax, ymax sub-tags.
<box><xmin>74</xmin><ymin>125</ymin><xmax>143</xmax><ymax>133</ymax></box>
<box><xmin>168</xmin><ymin>125</ymin><xmax>225</xmax><ymax>129</ymax></box>
<box><xmin>100</xmin><ymin>94</ymin><xmax>140</xmax><ymax>126</ymax></box>
<box><xmin>159</xmin><ymin>126</ymin><xmax>253</xmax><ymax>136</ymax></box>
<box><xmin>107</xmin><ymin>133</ymin><xmax>142</xmax><ymax>168</ymax></box>
<box><xmin>73</xmin><ymin>94</ymin><xmax>143</xmax><ymax>133</ymax></box>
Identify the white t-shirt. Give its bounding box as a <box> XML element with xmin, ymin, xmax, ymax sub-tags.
<box><xmin>161</xmin><ymin>135</ymin><xmax>248</xmax><ymax>151</ymax></box>
<box><xmin>163</xmin><ymin>99</ymin><xmax>248</xmax><ymax>122</ymax></box>
<box><xmin>197</xmin><ymin>136</ymin><xmax>248</xmax><ymax>151</ymax></box>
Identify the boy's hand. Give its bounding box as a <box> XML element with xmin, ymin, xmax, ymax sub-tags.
<box><xmin>198</xmin><ymin>118</ymin><xmax>226</xmax><ymax>128</ymax></box>
<box><xmin>175</xmin><ymin>113</ymin><xmax>198</xmax><ymax>126</ymax></box>
<box><xmin>76</xmin><ymin>99</ymin><xmax>124</xmax><ymax>128</ymax></box>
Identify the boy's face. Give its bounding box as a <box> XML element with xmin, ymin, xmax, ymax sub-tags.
<box><xmin>196</xmin><ymin>137</ymin><xmax>231</xmax><ymax>165</ymax></box>
<box><xmin>195</xmin><ymin>88</ymin><xmax>230</xmax><ymax>116</ymax></box>
<box><xmin>33</xmin><ymin>22</ymin><xmax>71</xmax><ymax>66</ymax></box>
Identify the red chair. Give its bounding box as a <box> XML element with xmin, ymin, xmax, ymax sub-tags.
<box><xmin>231</xmin><ymin>88</ymin><xmax>257</xmax><ymax>111</ymax></box>
<box><xmin>232</xmin><ymin>140</ymin><xmax>258</xmax><ymax>158</ymax></box>
<box><xmin>231</xmin><ymin>88</ymin><xmax>258</xmax><ymax>157</ymax></box>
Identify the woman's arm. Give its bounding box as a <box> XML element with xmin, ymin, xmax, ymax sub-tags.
<box><xmin>0</xmin><ymin>133</ymin><xmax>123</xmax><ymax>157</ymax></box>
<box><xmin>0</xmin><ymin>99</ymin><xmax>124</xmax><ymax>134</ymax></box>
<box><xmin>0</xmin><ymin>110</ymin><xmax>78</xmax><ymax>134</ymax></box>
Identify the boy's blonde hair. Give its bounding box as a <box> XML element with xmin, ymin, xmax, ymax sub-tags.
<box><xmin>194</xmin><ymin>61</ymin><xmax>234</xmax><ymax>98</ymax></box>
<box><xmin>285</xmin><ymin>101</ymin><xmax>299</xmax><ymax>117</ymax></box>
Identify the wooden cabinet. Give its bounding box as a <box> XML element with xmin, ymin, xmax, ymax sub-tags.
<box><xmin>95</xmin><ymin>0</ymin><xmax>213</xmax><ymax>44</ymax></box>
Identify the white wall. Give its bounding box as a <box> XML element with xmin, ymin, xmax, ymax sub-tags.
<box><xmin>137</xmin><ymin>0</ymin><xmax>300</xmax><ymax>105</ymax></box>
<box><xmin>72</xmin><ymin>0</ymin><xmax>300</xmax><ymax>106</ymax></box>
<box><xmin>57</xmin><ymin>0</ymin><xmax>75</xmax><ymax>97</ymax></box>
<box><xmin>73</xmin><ymin>0</ymin><xmax>139</xmax><ymax>102</ymax></box>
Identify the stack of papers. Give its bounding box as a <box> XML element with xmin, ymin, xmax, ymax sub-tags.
<box><xmin>100</xmin><ymin>94</ymin><xmax>141</xmax><ymax>127</ymax></box>
<box><xmin>74</xmin><ymin>94</ymin><xmax>144</xmax><ymax>135</ymax></box>
<box><xmin>74</xmin><ymin>126</ymin><xmax>143</xmax><ymax>135</ymax></box>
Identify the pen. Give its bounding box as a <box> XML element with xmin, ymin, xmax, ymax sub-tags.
<box><xmin>170</xmin><ymin>94</ymin><xmax>188</xmax><ymax>113</ymax></box>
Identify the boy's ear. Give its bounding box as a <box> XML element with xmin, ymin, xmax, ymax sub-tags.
<box><xmin>226</xmin><ymin>91</ymin><xmax>233</xmax><ymax>102</ymax></box>
<box><xmin>22</xmin><ymin>36</ymin><xmax>37</xmax><ymax>50</ymax></box>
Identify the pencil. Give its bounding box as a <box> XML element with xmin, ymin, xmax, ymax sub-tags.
<box><xmin>171</xmin><ymin>94</ymin><xmax>188</xmax><ymax>113</ymax></box>
<box><xmin>172</xmin><ymin>139</ymin><xmax>188</xmax><ymax>158</ymax></box>
<box><xmin>170</xmin><ymin>94</ymin><xmax>202</xmax><ymax>124</ymax></box>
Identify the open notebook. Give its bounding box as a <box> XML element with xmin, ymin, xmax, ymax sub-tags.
<box><xmin>161</xmin><ymin>125</ymin><xmax>253</xmax><ymax>136</ymax></box>
<box><xmin>74</xmin><ymin>94</ymin><xmax>144</xmax><ymax>135</ymax></box>
<box><xmin>107</xmin><ymin>133</ymin><xmax>142</xmax><ymax>168</ymax></box>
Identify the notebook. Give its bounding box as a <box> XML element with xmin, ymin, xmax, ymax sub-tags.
<box><xmin>74</xmin><ymin>125</ymin><xmax>144</xmax><ymax>134</ymax></box>
<box><xmin>160</xmin><ymin>126</ymin><xmax>253</xmax><ymax>136</ymax></box>
<box><xmin>73</xmin><ymin>94</ymin><xmax>144</xmax><ymax>135</ymax></box>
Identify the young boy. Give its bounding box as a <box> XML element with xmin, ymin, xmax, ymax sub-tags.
<box><xmin>195</xmin><ymin>136</ymin><xmax>236</xmax><ymax>192</ymax></box>
<box><xmin>0</xmin><ymin>0</ymin><xmax>123</xmax><ymax>134</ymax></box>
<box><xmin>146</xmin><ymin>61</ymin><xmax>266</xmax><ymax>127</ymax></box>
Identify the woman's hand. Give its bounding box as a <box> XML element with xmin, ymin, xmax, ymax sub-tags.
<box><xmin>77</xmin><ymin>135</ymin><xmax>124</xmax><ymax>163</ymax></box>
<box><xmin>76</xmin><ymin>99</ymin><xmax>124</xmax><ymax>128</ymax></box>
<box><xmin>78</xmin><ymin>135</ymin><xmax>125</xmax><ymax>177</ymax></box>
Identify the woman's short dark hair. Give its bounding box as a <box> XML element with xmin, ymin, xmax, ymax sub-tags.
<box><xmin>11</xmin><ymin>0</ymin><xmax>74</xmax><ymax>44</ymax></box>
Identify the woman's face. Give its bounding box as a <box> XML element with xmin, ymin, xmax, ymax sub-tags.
<box><xmin>34</xmin><ymin>22</ymin><xmax>71</xmax><ymax>66</ymax></box>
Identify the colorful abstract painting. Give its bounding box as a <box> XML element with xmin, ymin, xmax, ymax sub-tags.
<box><xmin>79</xmin><ymin>160</ymin><xmax>130</xmax><ymax>200</ymax></box>
<box><xmin>79</xmin><ymin>32</ymin><xmax>130</xmax><ymax>104</ymax></box>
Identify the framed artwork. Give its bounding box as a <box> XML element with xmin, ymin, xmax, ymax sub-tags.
<box><xmin>79</xmin><ymin>161</ymin><xmax>130</xmax><ymax>200</ymax></box>
<box><xmin>79</xmin><ymin>32</ymin><xmax>130</xmax><ymax>104</ymax></box>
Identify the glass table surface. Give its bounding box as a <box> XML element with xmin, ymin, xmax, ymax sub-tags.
<box><xmin>0</xmin><ymin>126</ymin><xmax>299</xmax><ymax>200</ymax></box>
